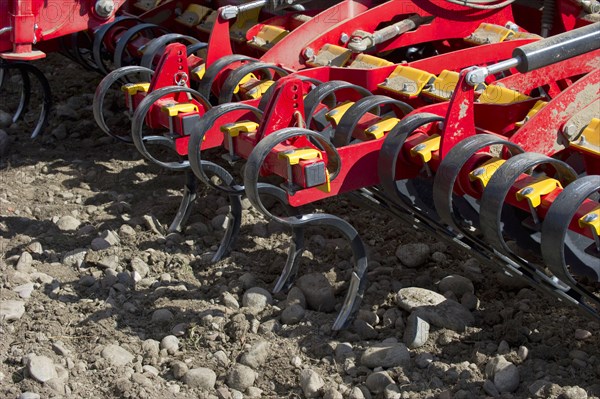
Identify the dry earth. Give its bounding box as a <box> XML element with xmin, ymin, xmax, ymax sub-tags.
<box><xmin>0</xmin><ymin>54</ymin><xmax>599</xmax><ymax>399</ymax></box>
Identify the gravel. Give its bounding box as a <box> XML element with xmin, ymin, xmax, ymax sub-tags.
<box><xmin>183</xmin><ymin>367</ymin><xmax>217</xmax><ymax>389</ymax></box>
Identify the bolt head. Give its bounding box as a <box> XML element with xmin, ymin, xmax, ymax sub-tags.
<box><xmin>303</xmin><ymin>47</ymin><xmax>314</xmax><ymax>59</ymax></box>
<box><xmin>95</xmin><ymin>0</ymin><xmax>115</xmax><ymax>18</ymax></box>
<box><xmin>340</xmin><ymin>33</ymin><xmax>349</xmax><ymax>44</ymax></box>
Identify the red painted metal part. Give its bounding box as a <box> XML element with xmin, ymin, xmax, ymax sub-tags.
<box><xmin>0</xmin><ymin>0</ymin><xmax>125</xmax><ymax>59</ymax></box>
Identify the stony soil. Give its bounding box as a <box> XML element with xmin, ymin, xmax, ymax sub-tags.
<box><xmin>1</xmin><ymin>54</ymin><xmax>599</xmax><ymax>399</ymax></box>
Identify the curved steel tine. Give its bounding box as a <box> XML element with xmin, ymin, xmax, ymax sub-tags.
<box><xmin>244</xmin><ymin>127</ymin><xmax>367</xmax><ymax>330</ymax></box>
<box><xmin>197</xmin><ymin>55</ymin><xmax>257</xmax><ymax>101</ymax></box>
<box><xmin>93</xmin><ymin>65</ymin><xmax>154</xmax><ymax>143</ymax></box>
<box><xmin>479</xmin><ymin>153</ymin><xmax>577</xmax><ymax>259</ymax></box>
<box><xmin>92</xmin><ymin>16</ymin><xmax>140</xmax><ymax>75</ymax></box>
<box><xmin>141</xmin><ymin>134</ymin><xmax>178</xmax><ymax>149</ymax></box>
<box><xmin>13</xmin><ymin>65</ymin><xmax>30</xmax><ymax>124</ymax></box>
<box><xmin>140</xmin><ymin>34</ymin><xmax>201</xmax><ymax>70</ymax></box>
<box><xmin>114</xmin><ymin>24</ymin><xmax>170</xmax><ymax>70</ymax></box>
<box><xmin>303</xmin><ymin>80</ymin><xmax>372</xmax><ymax>128</ymax></box>
<box><xmin>168</xmin><ymin>171</ymin><xmax>198</xmax><ymax>233</ymax></box>
<box><xmin>217</xmin><ymin>62</ymin><xmax>288</xmax><ymax>104</ymax></box>
<box><xmin>131</xmin><ymin>85</ymin><xmax>211</xmax><ymax>170</ymax></box>
<box><xmin>542</xmin><ymin>176</ymin><xmax>600</xmax><ymax>285</ymax></box>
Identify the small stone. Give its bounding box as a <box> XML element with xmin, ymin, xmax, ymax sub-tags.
<box><xmin>27</xmin><ymin>241</ymin><xmax>43</xmax><ymax>254</ymax></box>
<box><xmin>172</xmin><ymin>323</ymin><xmax>188</xmax><ymax>336</ymax></box>
<box><xmin>460</xmin><ymin>292</ymin><xmax>479</xmax><ymax>311</ymax></box>
<box><xmin>498</xmin><ymin>340</ymin><xmax>510</xmax><ymax>355</ymax></box>
<box><xmin>152</xmin><ymin>308</ymin><xmax>174</xmax><ymax>323</ymax></box>
<box><xmin>214</xmin><ymin>350</ymin><xmax>230</xmax><ymax>368</ymax></box>
<box><xmin>348</xmin><ymin>387</ymin><xmax>366</xmax><ymax>399</ymax></box>
<box><xmin>141</xmin><ymin>339</ymin><xmax>160</xmax><ymax>357</ymax></box>
<box><xmin>299</xmin><ymin>369</ymin><xmax>324</xmax><ymax>398</ymax></box>
<box><xmin>438</xmin><ymin>275</ymin><xmax>474</xmax><ymax>298</ymax></box>
<box><xmin>384</xmin><ymin>384</ymin><xmax>401</xmax><ymax>399</ymax></box>
<box><xmin>335</xmin><ymin>342</ymin><xmax>354</xmax><ymax>361</ymax></box>
<box><xmin>281</xmin><ymin>304</ymin><xmax>305</xmax><ymax>325</ymax></box>
<box><xmin>0</xmin><ymin>300</ymin><xmax>26</xmax><ymax>321</ymax></box>
<box><xmin>91</xmin><ymin>237</ymin><xmax>111</xmax><ymax>251</ymax></box>
<box><xmin>287</xmin><ymin>286</ymin><xmax>306</xmax><ymax>308</ymax></box>
<box><xmin>171</xmin><ymin>361</ymin><xmax>188</xmax><ymax>379</ymax></box>
<box><xmin>27</xmin><ymin>355</ymin><xmax>57</xmax><ymax>382</ymax></box>
<box><xmin>52</xmin><ymin>341</ymin><xmax>71</xmax><ymax>357</ymax></box>
<box><xmin>365</xmin><ymin>370</ymin><xmax>394</xmax><ymax>394</ymax></box>
<box><xmin>240</xmin><ymin>340</ymin><xmax>270</xmax><ymax>369</ymax></box>
<box><xmin>211</xmin><ymin>214</ymin><xmax>228</xmax><ymax>230</ymax></box>
<box><xmin>56</xmin><ymin>215</ymin><xmax>80</xmax><ymax>231</ymax></box>
<box><xmin>561</xmin><ymin>386</ymin><xmax>588</xmax><ymax>399</ymax></box>
<box><xmin>323</xmin><ymin>387</ymin><xmax>343</xmax><ymax>399</ymax></box>
<box><xmin>246</xmin><ymin>387</ymin><xmax>263</xmax><ymax>398</ymax></box>
<box><xmin>130</xmin><ymin>258</ymin><xmax>150</xmax><ymax>279</ymax></box>
<box><xmin>353</xmin><ymin>319</ymin><xmax>378</xmax><ymax>340</ymax></box>
<box><xmin>517</xmin><ymin>346</ymin><xmax>529</xmax><ymax>361</ymax></box>
<box><xmin>16</xmin><ymin>252</ymin><xmax>34</xmax><ymax>272</ymax></box>
<box><xmin>0</xmin><ymin>129</ymin><xmax>7</xmax><ymax>156</ymax></box>
<box><xmin>0</xmin><ymin>110</ymin><xmax>12</xmax><ymax>127</ymax></box>
<box><xmin>242</xmin><ymin>287</ymin><xmax>272</xmax><ymax>311</ymax></box>
<box><xmin>101</xmin><ymin>344</ymin><xmax>134</xmax><ymax>367</ymax></box>
<box><xmin>360</xmin><ymin>343</ymin><xmax>410</xmax><ymax>368</ymax></box>
<box><xmin>62</xmin><ymin>248</ymin><xmax>87</xmax><ymax>267</ymax></box>
<box><xmin>222</xmin><ymin>292</ymin><xmax>240</xmax><ymax>309</ymax></box>
<box><xmin>13</xmin><ymin>283</ymin><xmax>35</xmax><ymax>299</ymax></box>
<box><xmin>160</xmin><ymin>335</ymin><xmax>179</xmax><ymax>354</ymax></box>
<box><xmin>483</xmin><ymin>379</ymin><xmax>500</xmax><ymax>397</ymax></box>
<box><xmin>403</xmin><ymin>313</ymin><xmax>430</xmax><ymax>349</ymax></box>
<box><xmin>485</xmin><ymin>356</ymin><xmax>519</xmax><ymax>393</ymax></box>
<box><xmin>183</xmin><ymin>367</ymin><xmax>217</xmax><ymax>389</ymax></box>
<box><xmin>415</xmin><ymin>353</ymin><xmax>434</xmax><ymax>369</ymax></box>
<box><xmin>119</xmin><ymin>224</ymin><xmax>136</xmax><ymax>237</ymax></box>
<box><xmin>238</xmin><ymin>273</ymin><xmax>256</xmax><ymax>290</ymax></box>
<box><xmin>395</xmin><ymin>243</ymin><xmax>430</xmax><ymax>267</ymax></box>
<box><xmin>296</xmin><ymin>273</ymin><xmax>336</xmax><ymax>312</ymax></box>
<box><xmin>227</xmin><ymin>364</ymin><xmax>256</xmax><ymax>391</ymax></box>
<box><xmin>574</xmin><ymin>329</ymin><xmax>592</xmax><ymax>340</ymax></box>
<box><xmin>18</xmin><ymin>393</ymin><xmax>41</xmax><ymax>399</ymax></box>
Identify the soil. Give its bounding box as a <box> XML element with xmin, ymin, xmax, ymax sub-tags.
<box><xmin>1</xmin><ymin>54</ymin><xmax>599</xmax><ymax>399</ymax></box>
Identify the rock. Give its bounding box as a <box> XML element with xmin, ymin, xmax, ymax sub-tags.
<box><xmin>365</xmin><ymin>371</ymin><xmax>394</xmax><ymax>394</ymax></box>
<box><xmin>517</xmin><ymin>346</ymin><xmax>529</xmax><ymax>361</ymax></box>
<box><xmin>415</xmin><ymin>353</ymin><xmax>433</xmax><ymax>369</ymax></box>
<box><xmin>323</xmin><ymin>387</ymin><xmax>344</xmax><ymax>399</ymax></box>
<box><xmin>238</xmin><ymin>273</ymin><xmax>256</xmax><ymax>290</ymax></box>
<box><xmin>221</xmin><ymin>291</ymin><xmax>240</xmax><ymax>309</ymax></box>
<box><xmin>227</xmin><ymin>364</ymin><xmax>256</xmax><ymax>391</ymax></box>
<box><xmin>141</xmin><ymin>339</ymin><xmax>160</xmax><ymax>357</ymax></box>
<box><xmin>214</xmin><ymin>350</ymin><xmax>230</xmax><ymax>368</ymax></box>
<box><xmin>56</xmin><ymin>215</ymin><xmax>80</xmax><ymax>231</ymax></box>
<box><xmin>211</xmin><ymin>214</ymin><xmax>228</xmax><ymax>230</ymax></box>
<box><xmin>287</xmin><ymin>286</ymin><xmax>307</xmax><ymax>308</ymax></box>
<box><xmin>239</xmin><ymin>340</ymin><xmax>270</xmax><ymax>369</ymax></box>
<box><xmin>160</xmin><ymin>335</ymin><xmax>179</xmax><ymax>354</ymax></box>
<box><xmin>0</xmin><ymin>110</ymin><xmax>12</xmax><ymax>127</ymax></box>
<box><xmin>183</xmin><ymin>367</ymin><xmax>217</xmax><ymax>389</ymax></box>
<box><xmin>242</xmin><ymin>287</ymin><xmax>272</xmax><ymax>311</ymax></box>
<box><xmin>299</xmin><ymin>369</ymin><xmax>324</xmax><ymax>398</ymax></box>
<box><xmin>27</xmin><ymin>355</ymin><xmax>57</xmax><ymax>382</ymax></box>
<box><xmin>497</xmin><ymin>340</ymin><xmax>510</xmax><ymax>355</ymax></box>
<box><xmin>460</xmin><ymin>292</ymin><xmax>479</xmax><ymax>311</ymax></box>
<box><xmin>395</xmin><ymin>243</ymin><xmax>430</xmax><ymax>267</ymax></box>
<box><xmin>281</xmin><ymin>304</ymin><xmax>305</xmax><ymax>325</ymax></box>
<box><xmin>529</xmin><ymin>380</ymin><xmax>552</xmax><ymax>397</ymax></box>
<box><xmin>574</xmin><ymin>329</ymin><xmax>591</xmax><ymax>340</ymax></box>
<box><xmin>403</xmin><ymin>313</ymin><xmax>430</xmax><ymax>349</ymax></box>
<box><xmin>296</xmin><ymin>273</ymin><xmax>336</xmax><ymax>312</ymax></box>
<box><xmin>348</xmin><ymin>386</ymin><xmax>366</xmax><ymax>399</ymax></box>
<box><xmin>396</xmin><ymin>287</ymin><xmax>474</xmax><ymax>332</ymax></box>
<box><xmin>483</xmin><ymin>379</ymin><xmax>500</xmax><ymax>397</ymax></box>
<box><xmin>152</xmin><ymin>308</ymin><xmax>174</xmax><ymax>323</ymax></box>
<box><xmin>18</xmin><ymin>393</ymin><xmax>41</xmax><ymax>399</ymax></box>
<box><xmin>485</xmin><ymin>356</ymin><xmax>519</xmax><ymax>393</ymax></box>
<box><xmin>119</xmin><ymin>224</ymin><xmax>136</xmax><ymax>237</ymax></box>
<box><xmin>172</xmin><ymin>323</ymin><xmax>188</xmax><ymax>336</ymax></box>
<box><xmin>353</xmin><ymin>319</ymin><xmax>378</xmax><ymax>340</ymax></box>
<box><xmin>171</xmin><ymin>361</ymin><xmax>188</xmax><ymax>379</ymax></box>
<box><xmin>27</xmin><ymin>241</ymin><xmax>43</xmax><ymax>254</ymax></box>
<box><xmin>16</xmin><ymin>252</ymin><xmax>34</xmax><ymax>272</ymax></box>
<box><xmin>335</xmin><ymin>342</ymin><xmax>354</xmax><ymax>360</ymax></box>
<box><xmin>438</xmin><ymin>275</ymin><xmax>474</xmax><ymax>298</ymax></box>
<box><xmin>101</xmin><ymin>344</ymin><xmax>134</xmax><ymax>367</ymax></box>
<box><xmin>13</xmin><ymin>283</ymin><xmax>35</xmax><ymax>299</ymax></box>
<box><xmin>0</xmin><ymin>300</ymin><xmax>26</xmax><ymax>321</ymax></box>
<box><xmin>560</xmin><ymin>386</ymin><xmax>588</xmax><ymax>399</ymax></box>
<box><xmin>384</xmin><ymin>384</ymin><xmax>401</xmax><ymax>399</ymax></box>
<box><xmin>130</xmin><ymin>257</ymin><xmax>149</xmax><ymax>279</ymax></box>
<box><xmin>357</xmin><ymin>309</ymin><xmax>379</xmax><ymax>326</ymax></box>
<box><xmin>91</xmin><ymin>237</ymin><xmax>111</xmax><ymax>251</ymax></box>
<box><xmin>360</xmin><ymin>343</ymin><xmax>410</xmax><ymax>368</ymax></box>
<box><xmin>62</xmin><ymin>248</ymin><xmax>87</xmax><ymax>267</ymax></box>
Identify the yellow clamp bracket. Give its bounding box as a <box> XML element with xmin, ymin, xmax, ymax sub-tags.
<box><xmin>422</xmin><ymin>70</ymin><xmax>460</xmax><ymax>101</ymax></box>
<box><xmin>318</xmin><ymin>169</ymin><xmax>331</xmax><ymax>193</ymax></box>
<box><xmin>469</xmin><ymin>157</ymin><xmax>505</xmax><ymax>188</ymax></box>
<box><xmin>220</xmin><ymin>121</ymin><xmax>259</xmax><ymax>137</ymax></box>
<box><xmin>570</xmin><ymin>118</ymin><xmax>600</xmax><ymax>156</ymax></box>
<box><xmin>579</xmin><ymin>208</ymin><xmax>600</xmax><ymax>236</ymax></box>
<box><xmin>515</xmin><ymin>100</ymin><xmax>547</xmax><ymax>127</ymax></box>
<box><xmin>378</xmin><ymin>65</ymin><xmax>436</xmax><ymax>98</ymax></box>
<box><xmin>325</xmin><ymin>101</ymin><xmax>355</xmax><ymax>125</ymax></box>
<box><xmin>508</xmin><ymin>31</ymin><xmax>542</xmax><ymax>41</ymax></box>
<box><xmin>515</xmin><ymin>177</ymin><xmax>562</xmax><ymax>208</ymax></box>
<box><xmin>233</xmin><ymin>73</ymin><xmax>258</xmax><ymax>94</ymax></box>
<box><xmin>464</xmin><ymin>23</ymin><xmax>514</xmax><ymax>45</ymax></box>
<box><xmin>161</xmin><ymin>103</ymin><xmax>198</xmax><ymax>117</ymax></box>
<box><xmin>278</xmin><ymin>148</ymin><xmax>322</xmax><ymax>165</ymax></box>
<box><xmin>479</xmin><ymin>85</ymin><xmax>531</xmax><ymax>104</ymax></box>
<box><xmin>249</xmin><ymin>25</ymin><xmax>289</xmax><ymax>49</ymax></box>
<box><xmin>364</xmin><ymin>117</ymin><xmax>400</xmax><ymax>140</ymax></box>
<box><xmin>245</xmin><ymin>80</ymin><xmax>275</xmax><ymax>99</ymax></box>
<box><xmin>121</xmin><ymin>83</ymin><xmax>150</xmax><ymax>96</ymax></box>
<box><xmin>350</xmin><ymin>54</ymin><xmax>394</xmax><ymax>69</ymax></box>
<box><xmin>306</xmin><ymin>44</ymin><xmax>352</xmax><ymax>67</ymax></box>
<box><xmin>175</xmin><ymin>4</ymin><xmax>212</xmax><ymax>27</ymax></box>
<box><xmin>410</xmin><ymin>134</ymin><xmax>440</xmax><ymax>163</ymax></box>
<box><xmin>192</xmin><ymin>64</ymin><xmax>206</xmax><ymax>81</ymax></box>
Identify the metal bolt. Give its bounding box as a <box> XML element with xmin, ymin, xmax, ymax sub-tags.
<box><xmin>584</xmin><ymin>213</ymin><xmax>598</xmax><ymax>223</ymax></box>
<box><xmin>505</xmin><ymin>21</ymin><xmax>519</xmax><ymax>32</ymax></box>
<box><xmin>95</xmin><ymin>0</ymin><xmax>115</xmax><ymax>18</ymax></box>
<box><xmin>303</xmin><ymin>47</ymin><xmax>314</xmax><ymax>59</ymax></box>
<box><xmin>520</xmin><ymin>187</ymin><xmax>534</xmax><ymax>195</ymax></box>
<box><xmin>472</xmin><ymin>168</ymin><xmax>484</xmax><ymax>176</ymax></box>
<box><xmin>340</xmin><ymin>33</ymin><xmax>349</xmax><ymax>44</ymax></box>
<box><xmin>366</xmin><ymin>125</ymin><xmax>378</xmax><ymax>132</ymax></box>
<box><xmin>402</xmin><ymin>83</ymin><xmax>410</xmax><ymax>91</ymax></box>
<box><xmin>220</xmin><ymin>5</ymin><xmax>239</xmax><ymax>20</ymax></box>
<box><xmin>562</xmin><ymin>124</ymin><xmax>578</xmax><ymax>140</ymax></box>
<box><xmin>413</xmin><ymin>144</ymin><xmax>426</xmax><ymax>151</ymax></box>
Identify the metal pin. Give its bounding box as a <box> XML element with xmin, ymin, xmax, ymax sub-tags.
<box><xmin>583</xmin><ymin>213</ymin><xmax>600</xmax><ymax>251</ymax></box>
<box><xmin>520</xmin><ymin>187</ymin><xmax>541</xmax><ymax>225</ymax></box>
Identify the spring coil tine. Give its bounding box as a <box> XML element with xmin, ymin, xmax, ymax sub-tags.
<box><xmin>432</xmin><ymin>134</ymin><xmax>523</xmax><ymax>234</ymax></box>
<box><xmin>541</xmin><ymin>176</ymin><xmax>600</xmax><ymax>284</ymax></box>
<box><xmin>93</xmin><ymin>65</ymin><xmax>154</xmax><ymax>143</ymax></box>
<box><xmin>113</xmin><ymin>23</ymin><xmax>170</xmax><ymax>70</ymax></box>
<box><xmin>0</xmin><ymin>63</ymin><xmax>30</xmax><ymax>126</ymax></box>
<box><xmin>92</xmin><ymin>16</ymin><xmax>140</xmax><ymax>75</ymax></box>
<box><xmin>186</xmin><ymin>42</ymin><xmax>208</xmax><ymax>56</ymax></box>
<box><xmin>303</xmin><ymin>81</ymin><xmax>373</xmax><ymax>129</ymax></box>
<box><xmin>479</xmin><ymin>152</ymin><xmax>577</xmax><ymax>259</ymax></box>
<box><xmin>196</xmin><ymin>55</ymin><xmax>257</xmax><ymax>101</ymax></box>
<box><xmin>139</xmin><ymin>34</ymin><xmax>201</xmax><ymax>70</ymax></box>
<box><xmin>131</xmin><ymin>85</ymin><xmax>211</xmax><ymax>170</ymax></box>
<box><xmin>332</xmin><ymin>95</ymin><xmax>413</xmax><ymax>148</ymax></box>
<box><xmin>217</xmin><ymin>62</ymin><xmax>288</xmax><ymax>104</ymax></box>
<box><xmin>244</xmin><ymin>127</ymin><xmax>367</xmax><ymax>331</ymax></box>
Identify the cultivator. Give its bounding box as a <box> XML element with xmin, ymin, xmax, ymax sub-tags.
<box><xmin>2</xmin><ymin>0</ymin><xmax>599</xmax><ymax>329</ymax></box>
